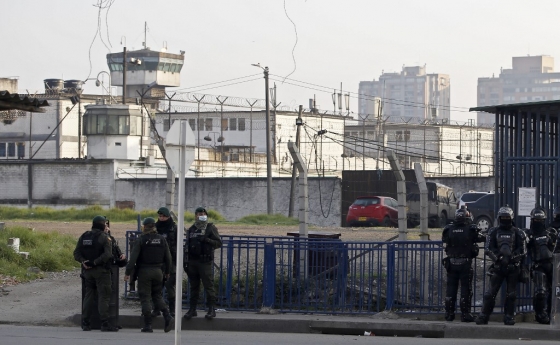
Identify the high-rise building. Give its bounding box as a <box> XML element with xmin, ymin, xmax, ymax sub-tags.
<box><xmin>477</xmin><ymin>55</ymin><xmax>560</xmax><ymax>124</ymax></box>
<box><xmin>358</xmin><ymin>65</ymin><xmax>450</xmax><ymax>122</ymax></box>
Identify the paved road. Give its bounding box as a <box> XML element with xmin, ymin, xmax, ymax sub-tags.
<box><xmin>0</xmin><ymin>325</ymin><xmax>556</xmax><ymax>345</ymax></box>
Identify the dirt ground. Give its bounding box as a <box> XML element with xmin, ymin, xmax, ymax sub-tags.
<box><xmin>4</xmin><ymin>220</ymin><xmax>442</xmax><ymax>242</ymax></box>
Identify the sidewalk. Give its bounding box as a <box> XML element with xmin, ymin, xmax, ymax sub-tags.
<box><xmin>68</xmin><ymin>308</ymin><xmax>560</xmax><ymax>341</ymax></box>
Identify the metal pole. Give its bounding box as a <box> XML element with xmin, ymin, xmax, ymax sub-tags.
<box><xmin>264</xmin><ymin>67</ymin><xmax>273</xmax><ymax>214</ymax></box>
<box><xmin>78</xmin><ymin>97</ymin><xmax>82</xmax><ymax>158</ymax></box>
<box><xmin>289</xmin><ymin>105</ymin><xmax>303</xmax><ymax>217</ymax></box>
<box><xmin>194</xmin><ymin>95</ymin><xmax>204</xmax><ymax>161</ymax></box>
<box><xmin>246</xmin><ymin>100</ymin><xmax>257</xmax><ymax>163</ymax></box>
<box><xmin>29</xmin><ymin>112</ymin><xmax>32</xmax><ymax>159</ymax></box>
<box><xmin>362</xmin><ymin>115</ymin><xmax>366</xmax><ymax>170</ymax></box>
<box><xmin>122</xmin><ymin>47</ymin><xmax>127</xmax><ymax>104</ymax></box>
<box><xmin>174</xmin><ymin>120</ymin><xmax>186</xmax><ymax>345</ymax></box>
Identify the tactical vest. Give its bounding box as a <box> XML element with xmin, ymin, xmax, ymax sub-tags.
<box><xmin>139</xmin><ymin>233</ymin><xmax>166</xmax><ymax>265</ymax></box>
<box><xmin>188</xmin><ymin>225</ymin><xmax>214</xmax><ymax>262</ymax></box>
<box><xmin>496</xmin><ymin>227</ymin><xmax>515</xmax><ymax>257</ymax></box>
<box><xmin>531</xmin><ymin>231</ymin><xmax>553</xmax><ymax>262</ymax></box>
<box><xmin>80</xmin><ymin>231</ymin><xmax>105</xmax><ymax>262</ymax></box>
<box><xmin>445</xmin><ymin>224</ymin><xmax>472</xmax><ymax>258</ymax></box>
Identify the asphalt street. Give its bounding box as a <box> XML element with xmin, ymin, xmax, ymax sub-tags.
<box><xmin>0</xmin><ymin>325</ymin><xmax>557</xmax><ymax>345</ymax></box>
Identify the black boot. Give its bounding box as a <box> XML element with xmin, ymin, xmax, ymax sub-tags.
<box><xmin>444</xmin><ymin>297</ymin><xmax>455</xmax><ymax>322</ymax></box>
<box><xmin>459</xmin><ymin>297</ymin><xmax>474</xmax><ymax>322</ymax></box>
<box><xmin>475</xmin><ymin>313</ymin><xmax>489</xmax><ymax>325</ymax></box>
<box><xmin>503</xmin><ymin>296</ymin><xmax>515</xmax><ymax>326</ymax></box>
<box><xmin>168</xmin><ymin>299</ymin><xmax>176</xmax><ymax>318</ymax></box>
<box><xmin>141</xmin><ymin>315</ymin><xmax>153</xmax><ymax>333</ymax></box>
<box><xmin>184</xmin><ymin>306</ymin><xmax>197</xmax><ymax>319</ymax></box>
<box><xmin>205</xmin><ymin>306</ymin><xmax>216</xmax><ymax>319</ymax></box>
<box><xmin>100</xmin><ymin>320</ymin><xmax>119</xmax><ymax>332</ymax></box>
<box><xmin>503</xmin><ymin>314</ymin><xmax>515</xmax><ymax>325</ymax></box>
<box><xmin>81</xmin><ymin>319</ymin><xmax>91</xmax><ymax>331</ymax></box>
<box><xmin>535</xmin><ymin>312</ymin><xmax>550</xmax><ymax>324</ymax></box>
<box><xmin>163</xmin><ymin>309</ymin><xmax>174</xmax><ymax>333</ymax></box>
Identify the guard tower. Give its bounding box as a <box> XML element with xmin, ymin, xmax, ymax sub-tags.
<box><xmin>106</xmin><ymin>48</ymin><xmax>185</xmax><ymax>99</ymax></box>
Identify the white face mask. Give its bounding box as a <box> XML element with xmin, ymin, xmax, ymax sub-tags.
<box><xmin>198</xmin><ymin>215</ymin><xmax>208</xmax><ymax>222</ymax></box>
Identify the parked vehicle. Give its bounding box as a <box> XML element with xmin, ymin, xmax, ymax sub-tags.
<box><xmin>456</xmin><ymin>191</ymin><xmax>489</xmax><ymax>209</ymax></box>
<box><xmin>406</xmin><ymin>181</ymin><xmax>457</xmax><ymax>228</ymax></box>
<box><xmin>346</xmin><ymin>196</ymin><xmax>398</xmax><ymax>227</ymax></box>
<box><xmin>464</xmin><ymin>193</ymin><xmax>495</xmax><ymax>232</ymax></box>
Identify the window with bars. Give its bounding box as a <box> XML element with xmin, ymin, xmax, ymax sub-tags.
<box><xmin>205</xmin><ymin>118</ymin><xmax>213</xmax><ymax>131</ymax></box>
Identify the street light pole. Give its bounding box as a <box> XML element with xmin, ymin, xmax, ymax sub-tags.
<box><xmin>264</xmin><ymin>67</ymin><xmax>273</xmax><ymax>214</ymax></box>
<box><xmin>252</xmin><ymin>63</ymin><xmax>273</xmax><ymax>214</ymax></box>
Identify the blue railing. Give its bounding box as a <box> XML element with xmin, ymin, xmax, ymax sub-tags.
<box><xmin>123</xmin><ymin>232</ymin><xmax>535</xmax><ymax>315</ymax></box>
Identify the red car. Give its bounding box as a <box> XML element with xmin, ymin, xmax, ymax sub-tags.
<box><xmin>346</xmin><ymin>196</ymin><xmax>398</xmax><ymax>227</ymax></box>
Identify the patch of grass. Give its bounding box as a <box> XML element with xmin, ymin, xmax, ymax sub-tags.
<box><xmin>0</xmin><ymin>226</ymin><xmax>80</xmax><ymax>282</ymax></box>
<box><xmin>236</xmin><ymin>214</ymin><xmax>299</xmax><ymax>226</ymax></box>
<box><xmin>0</xmin><ymin>206</ymin><xmax>225</xmax><ymax>224</ymax></box>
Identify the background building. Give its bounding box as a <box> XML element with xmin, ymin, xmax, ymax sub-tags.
<box><xmin>359</xmin><ymin>65</ymin><xmax>450</xmax><ymax>122</ymax></box>
<box><xmin>477</xmin><ymin>55</ymin><xmax>560</xmax><ymax>124</ymax></box>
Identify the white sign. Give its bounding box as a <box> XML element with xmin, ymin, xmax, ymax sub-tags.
<box><xmin>165</xmin><ymin>120</ymin><xmax>196</xmax><ymax>174</ymax></box>
<box><xmin>518</xmin><ymin>187</ymin><xmax>537</xmax><ymax>217</ymax></box>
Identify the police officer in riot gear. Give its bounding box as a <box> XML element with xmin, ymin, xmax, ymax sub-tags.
<box><xmin>442</xmin><ymin>206</ymin><xmax>486</xmax><ymax>322</ymax></box>
<box><xmin>152</xmin><ymin>207</ymin><xmax>179</xmax><ymax>317</ymax></box>
<box><xmin>550</xmin><ymin>206</ymin><xmax>560</xmax><ymax>230</ymax></box>
<box><xmin>524</xmin><ymin>207</ymin><xmax>559</xmax><ymax>324</ymax></box>
<box><xmin>183</xmin><ymin>207</ymin><xmax>222</xmax><ymax>320</ymax></box>
<box><xmin>476</xmin><ymin>206</ymin><xmax>527</xmax><ymax>325</ymax></box>
<box><xmin>74</xmin><ymin>215</ymin><xmax>118</xmax><ymax>332</ymax></box>
<box><xmin>125</xmin><ymin>217</ymin><xmax>173</xmax><ymax>333</ymax></box>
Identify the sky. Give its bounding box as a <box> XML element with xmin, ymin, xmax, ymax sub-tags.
<box><xmin>2</xmin><ymin>0</ymin><xmax>560</xmax><ymax>122</ymax></box>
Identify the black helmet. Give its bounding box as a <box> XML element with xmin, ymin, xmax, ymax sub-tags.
<box><xmin>143</xmin><ymin>217</ymin><xmax>156</xmax><ymax>226</ymax></box>
<box><xmin>92</xmin><ymin>215</ymin><xmax>106</xmax><ymax>224</ymax></box>
<box><xmin>497</xmin><ymin>205</ymin><xmax>514</xmax><ymax>227</ymax></box>
<box><xmin>455</xmin><ymin>206</ymin><xmax>472</xmax><ymax>224</ymax></box>
<box><xmin>530</xmin><ymin>207</ymin><xmax>546</xmax><ymax>221</ymax></box>
<box><xmin>553</xmin><ymin>206</ymin><xmax>560</xmax><ymax>220</ymax></box>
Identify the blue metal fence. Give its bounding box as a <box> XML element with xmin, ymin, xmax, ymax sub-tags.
<box><xmin>123</xmin><ymin>232</ymin><xmax>535</xmax><ymax>315</ymax></box>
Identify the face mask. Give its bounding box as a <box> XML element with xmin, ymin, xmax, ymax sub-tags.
<box><xmin>198</xmin><ymin>215</ymin><xmax>208</xmax><ymax>222</ymax></box>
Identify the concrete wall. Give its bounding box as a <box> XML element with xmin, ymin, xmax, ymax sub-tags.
<box><xmin>116</xmin><ymin>177</ymin><xmax>341</xmax><ymax>227</ymax></box>
<box><xmin>0</xmin><ymin>160</ymin><xmax>116</xmax><ymax>206</ymax></box>
<box><xmin>0</xmin><ymin>160</ymin><xmax>341</xmax><ymax>226</ymax></box>
<box><xmin>0</xmin><ymin>159</ymin><xmax>491</xmax><ymax>226</ymax></box>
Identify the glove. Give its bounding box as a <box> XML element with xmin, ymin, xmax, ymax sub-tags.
<box><xmin>83</xmin><ymin>260</ymin><xmax>95</xmax><ymax>268</ymax></box>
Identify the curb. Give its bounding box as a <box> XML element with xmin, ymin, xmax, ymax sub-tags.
<box><xmin>68</xmin><ymin>312</ymin><xmax>560</xmax><ymax>340</ymax></box>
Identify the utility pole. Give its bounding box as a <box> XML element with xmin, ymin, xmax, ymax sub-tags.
<box><xmin>78</xmin><ymin>97</ymin><xmax>82</xmax><ymax>158</ymax></box>
<box><xmin>246</xmin><ymin>100</ymin><xmax>257</xmax><ymax>162</ymax></box>
<box><xmin>289</xmin><ymin>105</ymin><xmax>303</xmax><ymax>217</ymax></box>
<box><xmin>217</xmin><ymin>96</ymin><xmax>227</xmax><ymax>177</ymax></box>
<box><xmin>193</xmin><ymin>94</ymin><xmax>204</xmax><ymax>161</ymax></box>
<box><xmin>264</xmin><ymin>67</ymin><xmax>273</xmax><ymax>214</ymax></box>
<box><xmin>122</xmin><ymin>47</ymin><xmax>127</xmax><ymax>104</ymax></box>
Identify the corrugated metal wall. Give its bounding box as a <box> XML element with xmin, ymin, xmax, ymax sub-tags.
<box><xmin>495</xmin><ymin>104</ymin><xmax>560</xmax><ymax>225</ymax></box>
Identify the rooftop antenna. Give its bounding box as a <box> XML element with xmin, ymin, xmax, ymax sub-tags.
<box><xmin>143</xmin><ymin>22</ymin><xmax>147</xmax><ymax>49</ymax></box>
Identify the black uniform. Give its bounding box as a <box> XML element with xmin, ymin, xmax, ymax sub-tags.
<box><xmin>183</xmin><ymin>221</ymin><xmax>222</xmax><ymax>319</ymax></box>
<box><xmin>476</xmin><ymin>209</ymin><xmax>526</xmax><ymax>325</ymax></box>
<box><xmin>525</xmin><ymin>224</ymin><xmax>559</xmax><ymax>323</ymax></box>
<box><xmin>155</xmin><ymin>218</ymin><xmax>178</xmax><ymax>310</ymax></box>
<box><xmin>125</xmin><ymin>226</ymin><xmax>173</xmax><ymax>333</ymax></box>
<box><xmin>73</xmin><ymin>226</ymin><xmax>116</xmax><ymax>331</ymax></box>
<box><xmin>442</xmin><ymin>221</ymin><xmax>485</xmax><ymax>322</ymax></box>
